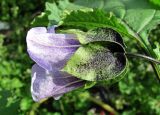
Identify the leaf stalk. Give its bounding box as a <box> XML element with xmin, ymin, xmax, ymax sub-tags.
<box><xmin>126</xmin><ymin>52</ymin><xmax>160</xmax><ymax>64</ymax></box>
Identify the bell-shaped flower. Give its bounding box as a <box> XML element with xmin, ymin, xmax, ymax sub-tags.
<box><xmin>26</xmin><ymin>26</ymin><xmax>85</xmax><ymax>101</ymax></box>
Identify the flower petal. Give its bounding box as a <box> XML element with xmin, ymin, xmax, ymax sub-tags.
<box><xmin>26</xmin><ymin>27</ymin><xmax>80</xmax><ymax>70</ymax></box>
<box><xmin>31</xmin><ymin>64</ymin><xmax>85</xmax><ymax>102</ymax></box>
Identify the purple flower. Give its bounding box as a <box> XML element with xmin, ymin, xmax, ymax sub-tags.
<box><xmin>26</xmin><ymin>26</ymin><xmax>85</xmax><ymax>101</ymax></box>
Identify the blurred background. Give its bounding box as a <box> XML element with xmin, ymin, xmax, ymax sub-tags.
<box><xmin>0</xmin><ymin>0</ymin><xmax>160</xmax><ymax>115</ymax></box>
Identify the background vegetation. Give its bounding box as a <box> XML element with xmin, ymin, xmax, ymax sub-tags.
<box><xmin>0</xmin><ymin>0</ymin><xmax>160</xmax><ymax>115</ymax></box>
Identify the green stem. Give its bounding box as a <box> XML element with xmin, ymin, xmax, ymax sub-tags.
<box><xmin>126</xmin><ymin>52</ymin><xmax>160</xmax><ymax>64</ymax></box>
<box><xmin>126</xmin><ymin>52</ymin><xmax>160</xmax><ymax>81</ymax></box>
<box><xmin>88</xmin><ymin>96</ymin><xmax>119</xmax><ymax>115</ymax></box>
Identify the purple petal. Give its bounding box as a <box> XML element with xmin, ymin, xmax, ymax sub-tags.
<box><xmin>31</xmin><ymin>64</ymin><xmax>85</xmax><ymax>102</ymax></box>
<box><xmin>26</xmin><ymin>27</ymin><xmax>80</xmax><ymax>71</ymax></box>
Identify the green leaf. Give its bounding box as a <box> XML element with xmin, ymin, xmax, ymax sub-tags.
<box><xmin>31</xmin><ymin>12</ymin><xmax>48</xmax><ymax>26</ymax></box>
<box><xmin>63</xmin><ymin>41</ymin><xmax>127</xmax><ymax>81</ymax></box>
<box><xmin>45</xmin><ymin>0</ymin><xmax>90</xmax><ymax>25</ymax></box>
<box><xmin>45</xmin><ymin>2</ymin><xmax>62</xmax><ymax>24</ymax></box>
<box><xmin>62</xmin><ymin>10</ymin><xmax>130</xmax><ymax>38</ymax></box>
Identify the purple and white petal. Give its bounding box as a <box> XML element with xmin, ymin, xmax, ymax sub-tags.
<box><xmin>31</xmin><ymin>64</ymin><xmax>85</xmax><ymax>102</ymax></box>
<box><xmin>26</xmin><ymin>27</ymin><xmax>80</xmax><ymax>71</ymax></box>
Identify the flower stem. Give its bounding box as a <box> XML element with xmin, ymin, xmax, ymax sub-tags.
<box><xmin>88</xmin><ymin>96</ymin><xmax>119</xmax><ymax>115</ymax></box>
<box><xmin>126</xmin><ymin>52</ymin><xmax>160</xmax><ymax>64</ymax></box>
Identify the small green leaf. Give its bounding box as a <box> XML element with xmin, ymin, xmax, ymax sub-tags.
<box><xmin>46</xmin><ymin>2</ymin><xmax>61</xmax><ymax>24</ymax></box>
<box><xmin>31</xmin><ymin>12</ymin><xmax>48</xmax><ymax>26</ymax></box>
<box><xmin>45</xmin><ymin>0</ymin><xmax>89</xmax><ymax>25</ymax></box>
